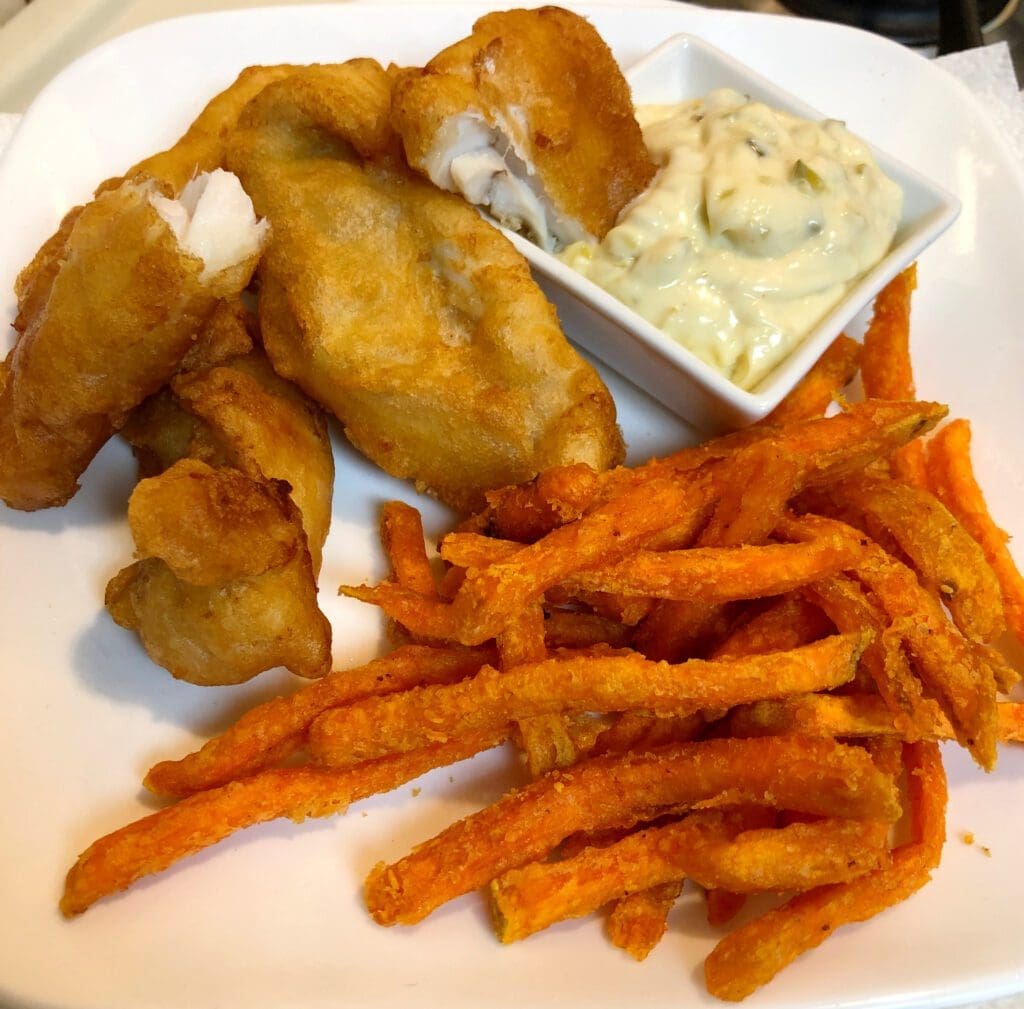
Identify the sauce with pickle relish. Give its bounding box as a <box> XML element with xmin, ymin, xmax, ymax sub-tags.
<box><xmin>559</xmin><ymin>88</ymin><xmax>902</xmax><ymax>390</ymax></box>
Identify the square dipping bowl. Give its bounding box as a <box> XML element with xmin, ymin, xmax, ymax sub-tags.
<box><xmin>501</xmin><ymin>34</ymin><xmax>961</xmax><ymax>433</ymax></box>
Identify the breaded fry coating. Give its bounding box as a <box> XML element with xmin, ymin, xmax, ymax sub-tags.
<box><xmin>392</xmin><ymin>6</ymin><xmax>655</xmax><ymax>249</ymax></box>
<box><xmin>0</xmin><ymin>173</ymin><xmax>266</xmax><ymax>511</ymax></box>
<box><xmin>106</xmin><ymin>460</ymin><xmax>330</xmax><ymax>685</ymax></box>
<box><xmin>227</xmin><ymin>60</ymin><xmax>623</xmax><ymax>511</ymax></box>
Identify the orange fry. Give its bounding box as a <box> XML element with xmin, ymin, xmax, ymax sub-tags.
<box><xmin>861</xmin><ymin>265</ymin><xmax>917</xmax><ymax>401</ymax></box>
<box><xmin>706</xmin><ymin>888</ymin><xmax>748</xmax><ymax>927</ymax></box>
<box><xmin>62</xmin><ymin>729</ymin><xmax>508</xmax><ymax>917</ymax></box>
<box><xmin>764</xmin><ymin>334</ymin><xmax>862</xmax><ymax>425</ymax></box>
<box><xmin>449</xmin><ymin>474</ymin><xmax>716</xmax><ymax>644</ymax></box>
<box><xmin>636</xmin><ymin>440</ymin><xmax>806</xmax><ymax>661</ymax></box>
<box><xmin>364</xmin><ymin>736</ymin><xmax>900</xmax><ymax>926</ymax></box>
<box><xmin>481</xmin><ymin>462</ymin><xmax>601</xmax><ymax>542</ymax></box>
<box><xmin>803</xmin><ymin>573</ymin><xmax>926</xmax><ymax>733</ymax></box>
<box><xmin>651</xmin><ymin>399</ymin><xmax>945</xmax><ymax>488</ymax></box>
<box><xmin>927</xmin><ymin>419</ymin><xmax>1024</xmax><ymax>647</ymax></box>
<box><xmin>490</xmin><ymin>813</ymin><xmax>889</xmax><ymax>942</ymax></box>
<box><xmin>380</xmin><ymin>500</ymin><xmax>436</xmax><ymax>596</ymax></box>
<box><xmin>498</xmin><ymin>603</ymin><xmax>576</xmax><ymax>776</ymax></box>
<box><xmin>780</xmin><ymin>514</ymin><xmax>998</xmax><ymax>769</ymax></box>
<box><xmin>704</xmin><ymin>740</ymin><xmax>945</xmax><ymax>1001</ymax></box>
<box><xmin>346</xmin><ymin>473</ymin><xmax>717</xmax><ymax>646</ymax></box>
<box><xmin>730</xmin><ymin>694</ymin><xmax>1024</xmax><ymax>743</ymax></box>
<box><xmin>710</xmin><ymin>595</ymin><xmax>833</xmax><ymax>660</ymax></box>
<box><xmin>442</xmin><ymin>537</ymin><xmax>864</xmax><ymax>602</ymax></box>
<box><xmin>588</xmin><ymin>710</ymin><xmax>704</xmax><ymax>758</ymax></box>
<box><xmin>607</xmin><ymin>881</ymin><xmax>684</xmax><ymax>961</ymax></box>
<box><xmin>144</xmin><ymin>644</ymin><xmax>494</xmax><ymax>798</ymax></box>
<box><xmin>812</xmin><ymin>474</ymin><xmax>1004</xmax><ymax>642</ymax></box>
<box><xmin>308</xmin><ymin>633</ymin><xmax>867</xmax><ymax>768</ymax></box>
<box><xmin>891</xmin><ymin>439</ymin><xmax>929</xmax><ymax>489</ymax></box>
<box><xmin>542</xmin><ymin>610</ymin><xmax>632</xmax><ymax>650</ymax></box>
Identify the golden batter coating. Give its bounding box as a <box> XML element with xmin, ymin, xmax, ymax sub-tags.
<box><xmin>112</xmin><ymin>302</ymin><xmax>334</xmax><ymax>685</ymax></box>
<box><xmin>392</xmin><ymin>6</ymin><xmax>655</xmax><ymax>249</ymax></box>
<box><xmin>0</xmin><ymin>177</ymin><xmax>264</xmax><ymax>511</ymax></box>
<box><xmin>226</xmin><ymin>60</ymin><xmax>623</xmax><ymax>512</ymax></box>
<box><xmin>106</xmin><ymin>460</ymin><xmax>331</xmax><ymax>686</ymax></box>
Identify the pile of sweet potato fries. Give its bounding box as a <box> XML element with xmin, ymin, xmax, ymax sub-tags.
<box><xmin>60</xmin><ymin>266</ymin><xmax>1024</xmax><ymax>1000</ymax></box>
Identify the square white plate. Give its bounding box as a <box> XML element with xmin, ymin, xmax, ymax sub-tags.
<box><xmin>506</xmin><ymin>32</ymin><xmax>960</xmax><ymax>431</ymax></box>
<box><xmin>0</xmin><ymin>4</ymin><xmax>1023</xmax><ymax>1009</ymax></box>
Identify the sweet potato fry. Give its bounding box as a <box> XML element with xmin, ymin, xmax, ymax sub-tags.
<box><xmin>380</xmin><ymin>500</ymin><xmax>436</xmax><ymax>597</ymax></box>
<box><xmin>489</xmin><ymin>813</ymin><xmax>890</xmax><ymax>942</ymax></box>
<box><xmin>709</xmin><ymin>595</ymin><xmax>833</xmax><ymax>660</ymax></box>
<box><xmin>803</xmin><ymin>573</ymin><xmax>926</xmax><ymax>733</ymax></box>
<box><xmin>704</xmin><ymin>740</ymin><xmax>945</xmax><ymax>1001</ymax></box>
<box><xmin>144</xmin><ymin>644</ymin><xmax>494</xmax><ymax>797</ymax></box>
<box><xmin>589</xmin><ymin>710</ymin><xmax>705</xmax><ymax>758</ymax></box>
<box><xmin>763</xmin><ymin>335</ymin><xmax>862</xmax><ymax>425</ymax></box>
<box><xmin>309</xmin><ymin>633</ymin><xmax>867</xmax><ymax>768</ymax></box>
<box><xmin>861</xmin><ymin>265</ymin><xmax>917</xmax><ymax>402</ymax></box>
<box><xmin>607</xmin><ymin>881</ymin><xmax>684</xmax><ymax>960</ymax></box>
<box><xmin>706</xmin><ymin>888</ymin><xmax>748</xmax><ymax>927</ymax></box>
<box><xmin>498</xmin><ymin>603</ymin><xmax>577</xmax><ymax>776</ymax></box>
<box><xmin>635</xmin><ymin>441</ymin><xmax>806</xmax><ymax>661</ymax></box>
<box><xmin>450</xmin><ymin>474</ymin><xmax>718</xmax><ymax>645</ymax></box>
<box><xmin>780</xmin><ymin>514</ymin><xmax>998</xmax><ymax>769</ymax></box>
<box><xmin>481</xmin><ymin>462</ymin><xmax>602</xmax><ymax>541</ymax></box>
<box><xmin>858</xmin><ymin>266</ymin><xmax>925</xmax><ymax>487</ymax></box>
<box><xmin>891</xmin><ymin>440</ymin><xmax>929</xmax><ymax>489</ymax></box>
<box><xmin>565</xmin><ymin>540</ymin><xmax>862</xmax><ymax>601</ymax></box>
<box><xmin>542</xmin><ymin>610</ymin><xmax>632</xmax><ymax>650</ymax></box>
<box><xmin>364</xmin><ymin>736</ymin><xmax>900</xmax><ymax>926</ymax></box>
<box><xmin>701</xmin><ymin>442</ymin><xmax>805</xmax><ymax>546</ymax></box>
<box><xmin>809</xmin><ymin>474</ymin><xmax>1004</xmax><ymax>642</ymax></box>
<box><xmin>346</xmin><ymin>473</ymin><xmax>719</xmax><ymax>646</ymax></box>
<box><xmin>62</xmin><ymin>728</ymin><xmax>508</xmax><ymax>917</ymax></box>
<box><xmin>650</xmin><ymin>400</ymin><xmax>945</xmax><ymax>488</ymax></box>
<box><xmin>730</xmin><ymin>693</ymin><xmax>1024</xmax><ymax>743</ymax></box>
<box><xmin>927</xmin><ymin>418</ymin><xmax>1024</xmax><ymax>647</ymax></box>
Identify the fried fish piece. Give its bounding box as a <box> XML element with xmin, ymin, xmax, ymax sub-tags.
<box><xmin>391</xmin><ymin>6</ymin><xmax>655</xmax><ymax>250</ymax></box>
<box><xmin>0</xmin><ymin>171</ymin><xmax>267</xmax><ymax>511</ymax></box>
<box><xmin>13</xmin><ymin>65</ymin><xmax>296</xmax><ymax>335</ymax></box>
<box><xmin>106</xmin><ymin>459</ymin><xmax>331</xmax><ymax>685</ymax></box>
<box><xmin>175</xmin><ymin>351</ymin><xmax>334</xmax><ymax>574</ymax></box>
<box><xmin>125</xmin><ymin>322</ymin><xmax>334</xmax><ymax>580</ymax></box>
<box><xmin>226</xmin><ymin>60</ymin><xmax>623</xmax><ymax>512</ymax></box>
<box><xmin>111</xmin><ymin>300</ymin><xmax>334</xmax><ymax>684</ymax></box>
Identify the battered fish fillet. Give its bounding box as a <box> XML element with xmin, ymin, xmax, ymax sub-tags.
<box><xmin>111</xmin><ymin>300</ymin><xmax>334</xmax><ymax>685</ymax></box>
<box><xmin>106</xmin><ymin>460</ymin><xmax>331</xmax><ymax>685</ymax></box>
<box><xmin>391</xmin><ymin>6</ymin><xmax>655</xmax><ymax>251</ymax></box>
<box><xmin>226</xmin><ymin>60</ymin><xmax>623</xmax><ymax>512</ymax></box>
<box><xmin>123</xmin><ymin>301</ymin><xmax>335</xmax><ymax>574</ymax></box>
<box><xmin>14</xmin><ymin>65</ymin><xmax>296</xmax><ymax>334</ymax></box>
<box><xmin>0</xmin><ymin>171</ymin><xmax>267</xmax><ymax>511</ymax></box>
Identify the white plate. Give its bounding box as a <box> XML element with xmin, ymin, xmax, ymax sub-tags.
<box><xmin>1</xmin><ymin>4</ymin><xmax>1023</xmax><ymax>1009</ymax></box>
<box><xmin>511</xmin><ymin>33</ymin><xmax>960</xmax><ymax>432</ymax></box>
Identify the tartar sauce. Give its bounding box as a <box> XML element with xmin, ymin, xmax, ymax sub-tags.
<box><xmin>558</xmin><ymin>88</ymin><xmax>902</xmax><ymax>389</ymax></box>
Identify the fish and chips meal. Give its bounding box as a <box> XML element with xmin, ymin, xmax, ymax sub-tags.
<box><xmin>1</xmin><ymin>4</ymin><xmax>1022</xmax><ymax>1003</ymax></box>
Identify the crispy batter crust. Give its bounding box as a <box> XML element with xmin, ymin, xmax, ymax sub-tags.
<box><xmin>393</xmin><ymin>6</ymin><xmax>655</xmax><ymax>240</ymax></box>
<box><xmin>226</xmin><ymin>61</ymin><xmax>623</xmax><ymax>512</ymax></box>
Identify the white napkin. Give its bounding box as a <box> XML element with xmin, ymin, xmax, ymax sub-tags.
<box><xmin>936</xmin><ymin>41</ymin><xmax>1024</xmax><ymax>160</ymax></box>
